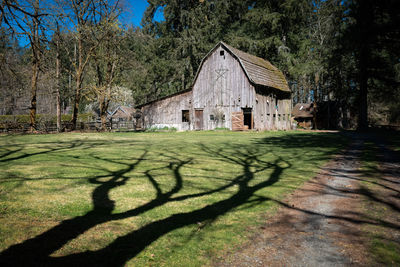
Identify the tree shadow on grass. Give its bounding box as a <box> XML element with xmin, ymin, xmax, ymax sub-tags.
<box><xmin>0</xmin><ymin>139</ymin><xmax>146</xmax><ymax>163</ymax></box>
<box><xmin>2</xmin><ymin>132</ymin><xmax>367</xmax><ymax>266</ymax></box>
<box><xmin>0</xmin><ymin>139</ymin><xmax>291</xmax><ymax>266</ymax></box>
<box><xmin>253</xmin><ymin>131</ymin><xmax>348</xmax><ymax>149</ymax></box>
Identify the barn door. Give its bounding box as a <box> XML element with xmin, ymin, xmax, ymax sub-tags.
<box><xmin>195</xmin><ymin>109</ymin><xmax>204</xmax><ymax>130</ymax></box>
<box><xmin>231</xmin><ymin>112</ymin><xmax>244</xmax><ymax>131</ymax></box>
<box><xmin>242</xmin><ymin>108</ymin><xmax>253</xmax><ymax>129</ymax></box>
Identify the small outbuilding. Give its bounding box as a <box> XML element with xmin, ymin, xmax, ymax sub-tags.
<box><xmin>109</xmin><ymin>106</ymin><xmax>136</xmax><ymax>122</ymax></box>
<box><xmin>292</xmin><ymin>103</ymin><xmax>314</xmax><ymax>129</ymax></box>
<box><xmin>138</xmin><ymin>41</ymin><xmax>292</xmax><ymax>131</ymax></box>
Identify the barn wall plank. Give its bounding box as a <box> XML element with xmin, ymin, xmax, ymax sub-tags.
<box><xmin>141</xmin><ymin>91</ymin><xmax>193</xmax><ymax>131</ymax></box>
<box><xmin>141</xmin><ymin>43</ymin><xmax>291</xmax><ymax>131</ymax></box>
<box><xmin>193</xmin><ymin>45</ymin><xmax>255</xmax><ymax>130</ymax></box>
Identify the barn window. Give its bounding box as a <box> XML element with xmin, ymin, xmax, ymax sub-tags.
<box><xmin>222</xmin><ymin>114</ymin><xmax>225</xmax><ymax>120</ymax></box>
<box><xmin>210</xmin><ymin>114</ymin><xmax>215</xmax><ymax>121</ymax></box>
<box><xmin>220</xmin><ymin>50</ymin><xmax>224</xmax><ymax>56</ymax></box>
<box><xmin>182</xmin><ymin>110</ymin><xmax>190</xmax><ymax>122</ymax></box>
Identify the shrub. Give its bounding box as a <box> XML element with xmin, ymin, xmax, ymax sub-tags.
<box><xmin>145</xmin><ymin>126</ymin><xmax>177</xmax><ymax>132</ymax></box>
<box><xmin>37</xmin><ymin>114</ymin><xmax>55</xmax><ymax>132</ymax></box>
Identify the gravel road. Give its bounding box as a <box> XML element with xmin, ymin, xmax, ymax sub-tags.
<box><xmin>217</xmin><ymin>140</ymin><xmax>367</xmax><ymax>267</ymax></box>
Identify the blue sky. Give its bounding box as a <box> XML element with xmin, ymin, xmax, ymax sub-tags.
<box><xmin>122</xmin><ymin>0</ymin><xmax>164</xmax><ymax>27</ymax></box>
<box><xmin>16</xmin><ymin>0</ymin><xmax>163</xmax><ymax>47</ymax></box>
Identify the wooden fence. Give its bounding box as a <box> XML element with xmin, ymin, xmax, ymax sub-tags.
<box><xmin>0</xmin><ymin>121</ymin><xmax>141</xmax><ymax>133</ymax></box>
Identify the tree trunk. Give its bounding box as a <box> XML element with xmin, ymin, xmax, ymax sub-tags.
<box><xmin>98</xmin><ymin>51</ymin><xmax>115</xmax><ymax>132</ymax></box>
<box><xmin>358</xmin><ymin>56</ymin><xmax>368</xmax><ymax>130</ymax></box>
<box><xmin>313</xmin><ymin>101</ymin><xmax>317</xmax><ymax>130</ymax></box>
<box><xmin>30</xmin><ymin>59</ymin><xmax>39</xmax><ymax>131</ymax></box>
<box><xmin>100</xmin><ymin>105</ymin><xmax>107</xmax><ymax>131</ymax></box>
<box><xmin>71</xmin><ymin>39</ymin><xmax>82</xmax><ymax>130</ymax></box>
<box><xmin>56</xmin><ymin>24</ymin><xmax>62</xmax><ymax>132</ymax></box>
<box><xmin>29</xmin><ymin>0</ymin><xmax>40</xmax><ymax>132</ymax></box>
<box><xmin>327</xmin><ymin>92</ymin><xmax>331</xmax><ymax>129</ymax></box>
<box><xmin>56</xmin><ymin>90</ymin><xmax>61</xmax><ymax>132</ymax></box>
<box><xmin>71</xmin><ymin>74</ymin><xmax>81</xmax><ymax>130</ymax></box>
<box><xmin>99</xmin><ymin>93</ymin><xmax>109</xmax><ymax>131</ymax></box>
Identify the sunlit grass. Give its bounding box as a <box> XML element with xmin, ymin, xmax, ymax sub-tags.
<box><xmin>0</xmin><ymin>131</ymin><xmax>348</xmax><ymax>266</ymax></box>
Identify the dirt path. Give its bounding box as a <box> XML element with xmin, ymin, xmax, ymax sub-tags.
<box><xmin>217</xmin><ymin>134</ymin><xmax>400</xmax><ymax>266</ymax></box>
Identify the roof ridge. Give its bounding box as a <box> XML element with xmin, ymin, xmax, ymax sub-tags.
<box><xmin>221</xmin><ymin>42</ymin><xmax>278</xmax><ymax>71</ymax></box>
<box><xmin>220</xmin><ymin>41</ymin><xmax>289</xmax><ymax>92</ymax></box>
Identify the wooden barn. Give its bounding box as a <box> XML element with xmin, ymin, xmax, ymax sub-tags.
<box><xmin>138</xmin><ymin>41</ymin><xmax>291</xmax><ymax>131</ymax></box>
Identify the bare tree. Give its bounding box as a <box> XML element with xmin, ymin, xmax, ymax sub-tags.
<box><xmin>92</xmin><ymin>3</ymin><xmax>122</xmax><ymax>131</ymax></box>
<box><xmin>1</xmin><ymin>0</ymin><xmax>47</xmax><ymax>131</ymax></box>
<box><xmin>54</xmin><ymin>0</ymin><xmax>119</xmax><ymax>130</ymax></box>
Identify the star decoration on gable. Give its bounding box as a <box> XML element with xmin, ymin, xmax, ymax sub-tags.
<box><xmin>215</xmin><ymin>68</ymin><xmax>229</xmax><ymax>81</ymax></box>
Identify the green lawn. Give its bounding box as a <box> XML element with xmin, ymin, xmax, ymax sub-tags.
<box><xmin>0</xmin><ymin>131</ymin><xmax>347</xmax><ymax>266</ymax></box>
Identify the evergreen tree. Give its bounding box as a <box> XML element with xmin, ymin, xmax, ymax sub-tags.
<box><xmin>343</xmin><ymin>0</ymin><xmax>400</xmax><ymax>129</ymax></box>
<box><xmin>138</xmin><ymin>0</ymin><xmax>252</xmax><ymax>103</ymax></box>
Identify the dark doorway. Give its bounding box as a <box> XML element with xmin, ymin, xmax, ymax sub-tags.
<box><xmin>242</xmin><ymin>108</ymin><xmax>252</xmax><ymax>129</ymax></box>
<box><xmin>195</xmin><ymin>109</ymin><xmax>204</xmax><ymax>130</ymax></box>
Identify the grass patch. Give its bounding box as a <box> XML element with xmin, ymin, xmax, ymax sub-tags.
<box><xmin>371</xmin><ymin>238</ymin><xmax>400</xmax><ymax>264</ymax></box>
<box><xmin>360</xmin><ymin>141</ymin><xmax>400</xmax><ymax>266</ymax></box>
<box><xmin>0</xmin><ymin>131</ymin><xmax>348</xmax><ymax>266</ymax></box>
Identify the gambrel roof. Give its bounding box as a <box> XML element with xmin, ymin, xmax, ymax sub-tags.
<box><xmin>137</xmin><ymin>41</ymin><xmax>290</xmax><ymax>109</ymax></box>
<box><xmin>193</xmin><ymin>41</ymin><xmax>290</xmax><ymax>93</ymax></box>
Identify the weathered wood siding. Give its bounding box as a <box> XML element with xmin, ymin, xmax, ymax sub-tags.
<box><xmin>141</xmin><ymin>91</ymin><xmax>193</xmax><ymax>131</ymax></box>
<box><xmin>254</xmin><ymin>91</ymin><xmax>274</xmax><ymax>130</ymax></box>
<box><xmin>254</xmin><ymin>89</ymin><xmax>292</xmax><ymax>130</ymax></box>
<box><xmin>140</xmin><ymin>43</ymin><xmax>292</xmax><ymax>131</ymax></box>
<box><xmin>192</xmin><ymin>45</ymin><xmax>256</xmax><ymax>130</ymax></box>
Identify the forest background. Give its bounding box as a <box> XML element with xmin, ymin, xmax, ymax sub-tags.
<box><xmin>0</xmin><ymin>0</ymin><xmax>399</xmax><ymax>131</ymax></box>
